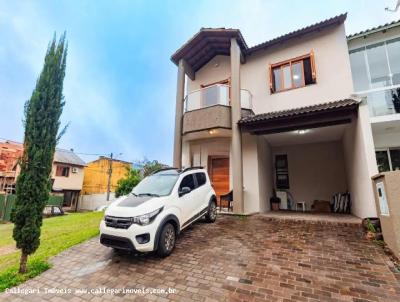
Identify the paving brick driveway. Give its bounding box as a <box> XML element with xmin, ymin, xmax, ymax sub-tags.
<box><xmin>1</xmin><ymin>215</ymin><xmax>400</xmax><ymax>302</ymax></box>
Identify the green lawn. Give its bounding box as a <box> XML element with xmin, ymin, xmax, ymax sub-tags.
<box><xmin>0</xmin><ymin>211</ymin><xmax>104</xmax><ymax>292</ymax></box>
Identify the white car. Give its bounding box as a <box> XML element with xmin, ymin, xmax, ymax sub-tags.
<box><xmin>99</xmin><ymin>167</ymin><xmax>217</xmax><ymax>257</ymax></box>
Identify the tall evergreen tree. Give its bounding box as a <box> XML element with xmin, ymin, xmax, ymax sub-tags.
<box><xmin>12</xmin><ymin>33</ymin><xmax>67</xmax><ymax>273</ymax></box>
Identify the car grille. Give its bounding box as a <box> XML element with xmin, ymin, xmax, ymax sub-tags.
<box><xmin>104</xmin><ymin>216</ymin><xmax>132</xmax><ymax>229</ymax></box>
<box><xmin>100</xmin><ymin>235</ymin><xmax>135</xmax><ymax>251</ymax></box>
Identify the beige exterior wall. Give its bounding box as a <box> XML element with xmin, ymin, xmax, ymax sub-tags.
<box><xmin>187</xmin><ymin>25</ymin><xmax>354</xmax><ymax>114</ymax></box>
<box><xmin>186</xmin><ymin>138</ymin><xmax>231</xmax><ymax>170</ymax></box>
<box><xmin>243</xmin><ymin>25</ymin><xmax>353</xmax><ymax>113</ymax></box>
<box><xmin>180</xmin><ymin>24</ymin><xmax>379</xmax><ymax>216</ymax></box>
<box><xmin>187</xmin><ymin>55</ymin><xmax>231</xmax><ymax>92</ymax></box>
<box><xmin>52</xmin><ymin>163</ymin><xmax>84</xmax><ymax>191</ymax></box>
<box><xmin>241</xmin><ymin>134</ymin><xmax>274</xmax><ymax>214</ymax></box>
<box><xmin>271</xmin><ymin>141</ymin><xmax>347</xmax><ymax>210</ymax></box>
<box><xmin>342</xmin><ymin>103</ymin><xmax>378</xmax><ymax>218</ymax></box>
<box><xmin>257</xmin><ymin>137</ymin><xmax>274</xmax><ymax>212</ymax></box>
<box><xmin>242</xmin><ymin>134</ymin><xmax>261</xmax><ymax>213</ymax></box>
<box><xmin>372</xmin><ymin>171</ymin><xmax>400</xmax><ymax>258</ymax></box>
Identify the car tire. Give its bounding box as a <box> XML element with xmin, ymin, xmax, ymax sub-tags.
<box><xmin>205</xmin><ymin>201</ymin><xmax>217</xmax><ymax>223</ymax></box>
<box><xmin>157</xmin><ymin>223</ymin><xmax>176</xmax><ymax>257</ymax></box>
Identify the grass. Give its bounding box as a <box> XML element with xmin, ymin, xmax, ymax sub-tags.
<box><xmin>0</xmin><ymin>211</ymin><xmax>104</xmax><ymax>292</ymax></box>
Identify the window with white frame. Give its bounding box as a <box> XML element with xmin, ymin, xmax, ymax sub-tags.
<box><xmin>349</xmin><ymin>38</ymin><xmax>400</xmax><ymax>116</ymax></box>
<box><xmin>376</xmin><ymin>148</ymin><xmax>400</xmax><ymax>172</ymax></box>
<box><xmin>349</xmin><ymin>38</ymin><xmax>400</xmax><ymax>92</ymax></box>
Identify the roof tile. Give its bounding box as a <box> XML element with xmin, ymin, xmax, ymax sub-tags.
<box><xmin>239</xmin><ymin>99</ymin><xmax>359</xmax><ymax>124</ymax></box>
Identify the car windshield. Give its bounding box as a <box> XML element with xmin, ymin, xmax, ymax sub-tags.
<box><xmin>132</xmin><ymin>173</ymin><xmax>179</xmax><ymax>197</ymax></box>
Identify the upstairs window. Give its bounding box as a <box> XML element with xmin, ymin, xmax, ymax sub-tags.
<box><xmin>56</xmin><ymin>165</ymin><xmax>70</xmax><ymax>177</ymax></box>
<box><xmin>269</xmin><ymin>51</ymin><xmax>316</xmax><ymax>93</ymax></box>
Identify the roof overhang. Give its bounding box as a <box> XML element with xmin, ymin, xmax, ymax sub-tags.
<box><xmin>239</xmin><ymin>99</ymin><xmax>359</xmax><ymax>135</ymax></box>
<box><xmin>171</xmin><ymin>14</ymin><xmax>347</xmax><ymax>77</ymax></box>
<box><xmin>171</xmin><ymin>28</ymin><xmax>247</xmax><ymax>77</ymax></box>
<box><xmin>347</xmin><ymin>19</ymin><xmax>400</xmax><ymax>41</ymax></box>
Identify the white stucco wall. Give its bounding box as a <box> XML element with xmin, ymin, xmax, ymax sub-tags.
<box><xmin>373</xmin><ymin>131</ymin><xmax>400</xmax><ymax>149</ymax></box>
<box><xmin>342</xmin><ymin>103</ymin><xmax>378</xmax><ymax>218</ymax></box>
<box><xmin>271</xmin><ymin>141</ymin><xmax>347</xmax><ymax>210</ymax></box>
<box><xmin>79</xmin><ymin>193</ymin><xmax>116</xmax><ymax>211</ymax></box>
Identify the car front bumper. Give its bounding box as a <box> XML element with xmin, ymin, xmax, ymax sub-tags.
<box><xmin>99</xmin><ymin>220</ymin><xmax>157</xmax><ymax>252</ymax></box>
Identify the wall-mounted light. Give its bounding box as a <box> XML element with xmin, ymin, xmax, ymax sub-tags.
<box><xmin>297</xmin><ymin>129</ymin><xmax>308</xmax><ymax>135</ymax></box>
<box><xmin>208</xmin><ymin>129</ymin><xmax>216</xmax><ymax>135</ymax></box>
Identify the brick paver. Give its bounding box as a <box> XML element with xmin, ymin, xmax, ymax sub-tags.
<box><xmin>1</xmin><ymin>215</ymin><xmax>399</xmax><ymax>301</ymax></box>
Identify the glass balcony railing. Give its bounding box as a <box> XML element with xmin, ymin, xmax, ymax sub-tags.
<box><xmin>360</xmin><ymin>87</ymin><xmax>400</xmax><ymax>117</ymax></box>
<box><xmin>184</xmin><ymin>84</ymin><xmax>252</xmax><ymax>112</ymax></box>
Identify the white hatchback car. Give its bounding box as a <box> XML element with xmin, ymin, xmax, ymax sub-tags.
<box><xmin>100</xmin><ymin>167</ymin><xmax>217</xmax><ymax>257</ymax></box>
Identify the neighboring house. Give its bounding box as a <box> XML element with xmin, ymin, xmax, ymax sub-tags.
<box><xmin>0</xmin><ymin>140</ymin><xmax>23</xmax><ymax>193</ymax></box>
<box><xmin>347</xmin><ymin>20</ymin><xmax>400</xmax><ymax>173</ymax></box>
<box><xmin>82</xmin><ymin>156</ymin><xmax>132</xmax><ymax>195</ymax></box>
<box><xmin>171</xmin><ymin>13</ymin><xmax>379</xmax><ymax>218</ymax></box>
<box><xmin>0</xmin><ymin>140</ymin><xmax>85</xmax><ymax>209</ymax></box>
<box><xmin>51</xmin><ymin>149</ymin><xmax>86</xmax><ymax>209</ymax></box>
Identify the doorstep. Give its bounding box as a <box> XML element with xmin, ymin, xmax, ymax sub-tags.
<box><xmin>259</xmin><ymin>211</ymin><xmax>362</xmax><ymax>226</ymax></box>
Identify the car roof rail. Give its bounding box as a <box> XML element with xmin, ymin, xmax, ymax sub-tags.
<box><xmin>181</xmin><ymin>166</ymin><xmax>204</xmax><ymax>173</ymax></box>
<box><xmin>151</xmin><ymin>167</ymin><xmax>179</xmax><ymax>175</ymax></box>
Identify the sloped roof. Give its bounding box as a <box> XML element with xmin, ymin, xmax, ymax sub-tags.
<box><xmin>347</xmin><ymin>19</ymin><xmax>400</xmax><ymax>40</ymax></box>
<box><xmin>247</xmin><ymin>13</ymin><xmax>347</xmax><ymax>55</ymax></box>
<box><xmin>54</xmin><ymin>149</ymin><xmax>85</xmax><ymax>166</ymax></box>
<box><xmin>239</xmin><ymin>99</ymin><xmax>359</xmax><ymax>125</ymax></box>
<box><xmin>171</xmin><ymin>13</ymin><xmax>347</xmax><ymax>72</ymax></box>
<box><xmin>171</xmin><ymin>28</ymin><xmax>247</xmax><ymax>72</ymax></box>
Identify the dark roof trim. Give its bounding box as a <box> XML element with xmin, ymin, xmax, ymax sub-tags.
<box><xmin>171</xmin><ymin>14</ymin><xmax>347</xmax><ymax>72</ymax></box>
<box><xmin>246</xmin><ymin>13</ymin><xmax>347</xmax><ymax>55</ymax></box>
<box><xmin>347</xmin><ymin>19</ymin><xmax>400</xmax><ymax>40</ymax></box>
<box><xmin>239</xmin><ymin>99</ymin><xmax>359</xmax><ymax>135</ymax></box>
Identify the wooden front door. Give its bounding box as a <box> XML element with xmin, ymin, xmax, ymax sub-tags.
<box><xmin>208</xmin><ymin>157</ymin><xmax>230</xmax><ymax>207</ymax></box>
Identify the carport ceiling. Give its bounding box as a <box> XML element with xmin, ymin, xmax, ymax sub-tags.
<box><xmin>264</xmin><ymin>124</ymin><xmax>347</xmax><ymax>147</ymax></box>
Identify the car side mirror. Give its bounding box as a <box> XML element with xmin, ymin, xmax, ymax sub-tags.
<box><xmin>179</xmin><ymin>186</ymin><xmax>191</xmax><ymax>197</ymax></box>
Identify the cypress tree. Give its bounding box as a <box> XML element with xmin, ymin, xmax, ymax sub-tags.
<box><xmin>11</xmin><ymin>33</ymin><xmax>67</xmax><ymax>273</ymax></box>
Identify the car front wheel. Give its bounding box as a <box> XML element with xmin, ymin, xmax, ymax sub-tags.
<box><xmin>157</xmin><ymin>223</ymin><xmax>176</xmax><ymax>257</ymax></box>
<box><xmin>205</xmin><ymin>201</ymin><xmax>217</xmax><ymax>223</ymax></box>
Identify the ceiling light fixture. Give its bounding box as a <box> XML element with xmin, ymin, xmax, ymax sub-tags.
<box><xmin>297</xmin><ymin>129</ymin><xmax>308</xmax><ymax>135</ymax></box>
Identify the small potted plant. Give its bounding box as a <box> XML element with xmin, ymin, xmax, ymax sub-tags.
<box><xmin>270</xmin><ymin>190</ymin><xmax>281</xmax><ymax>211</ymax></box>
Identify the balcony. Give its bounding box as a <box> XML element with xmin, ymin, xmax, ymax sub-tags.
<box><xmin>182</xmin><ymin>84</ymin><xmax>253</xmax><ymax>138</ymax></box>
<box><xmin>363</xmin><ymin>88</ymin><xmax>400</xmax><ymax>118</ymax></box>
<box><xmin>184</xmin><ymin>84</ymin><xmax>252</xmax><ymax>112</ymax></box>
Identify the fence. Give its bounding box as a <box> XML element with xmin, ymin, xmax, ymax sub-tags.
<box><xmin>78</xmin><ymin>192</ymin><xmax>116</xmax><ymax>211</ymax></box>
<box><xmin>0</xmin><ymin>194</ymin><xmax>64</xmax><ymax>221</ymax></box>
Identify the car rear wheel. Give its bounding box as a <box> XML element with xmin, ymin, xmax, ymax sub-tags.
<box><xmin>157</xmin><ymin>223</ymin><xmax>176</xmax><ymax>257</ymax></box>
<box><xmin>205</xmin><ymin>201</ymin><xmax>217</xmax><ymax>223</ymax></box>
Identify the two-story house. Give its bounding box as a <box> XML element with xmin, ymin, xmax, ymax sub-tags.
<box><xmin>348</xmin><ymin>20</ymin><xmax>400</xmax><ymax>174</ymax></box>
<box><xmin>51</xmin><ymin>148</ymin><xmax>86</xmax><ymax>210</ymax></box>
<box><xmin>0</xmin><ymin>141</ymin><xmax>85</xmax><ymax>210</ymax></box>
<box><xmin>171</xmin><ymin>13</ymin><xmax>378</xmax><ymax>218</ymax></box>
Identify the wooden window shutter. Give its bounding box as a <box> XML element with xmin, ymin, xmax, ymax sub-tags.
<box><xmin>310</xmin><ymin>50</ymin><xmax>316</xmax><ymax>81</ymax></box>
<box><xmin>268</xmin><ymin>64</ymin><xmax>274</xmax><ymax>93</ymax></box>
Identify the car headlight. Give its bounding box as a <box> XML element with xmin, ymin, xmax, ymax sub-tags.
<box><xmin>131</xmin><ymin>207</ymin><xmax>163</xmax><ymax>226</ymax></box>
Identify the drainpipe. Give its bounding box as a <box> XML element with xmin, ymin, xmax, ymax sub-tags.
<box><xmin>230</xmin><ymin>38</ymin><xmax>244</xmax><ymax>214</ymax></box>
<box><xmin>173</xmin><ymin>59</ymin><xmax>186</xmax><ymax>169</ymax></box>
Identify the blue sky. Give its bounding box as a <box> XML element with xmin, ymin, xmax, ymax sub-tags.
<box><xmin>0</xmin><ymin>0</ymin><xmax>399</xmax><ymax>165</ymax></box>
